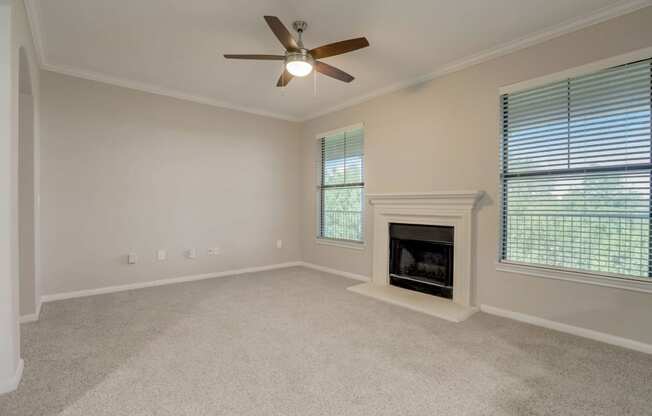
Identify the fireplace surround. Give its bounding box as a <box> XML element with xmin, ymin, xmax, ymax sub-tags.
<box><xmin>348</xmin><ymin>191</ymin><xmax>483</xmax><ymax>322</ymax></box>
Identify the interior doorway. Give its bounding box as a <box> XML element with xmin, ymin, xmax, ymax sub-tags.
<box><xmin>18</xmin><ymin>47</ymin><xmax>36</xmax><ymax>318</ymax></box>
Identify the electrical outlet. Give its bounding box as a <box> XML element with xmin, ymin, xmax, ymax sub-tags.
<box><xmin>208</xmin><ymin>247</ymin><xmax>221</xmax><ymax>256</ymax></box>
<box><xmin>128</xmin><ymin>253</ymin><xmax>137</xmax><ymax>265</ymax></box>
<box><xmin>157</xmin><ymin>249</ymin><xmax>167</xmax><ymax>261</ymax></box>
<box><xmin>276</xmin><ymin>240</ymin><xmax>283</xmax><ymax>249</ymax></box>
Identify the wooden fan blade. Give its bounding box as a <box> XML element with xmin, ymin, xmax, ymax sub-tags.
<box><xmin>276</xmin><ymin>69</ymin><xmax>294</xmax><ymax>87</ymax></box>
<box><xmin>224</xmin><ymin>54</ymin><xmax>285</xmax><ymax>60</ymax></box>
<box><xmin>264</xmin><ymin>16</ymin><xmax>299</xmax><ymax>52</ymax></box>
<box><xmin>310</xmin><ymin>37</ymin><xmax>369</xmax><ymax>60</ymax></box>
<box><xmin>315</xmin><ymin>61</ymin><xmax>354</xmax><ymax>83</ymax></box>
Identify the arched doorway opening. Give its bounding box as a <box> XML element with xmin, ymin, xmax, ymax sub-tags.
<box><xmin>18</xmin><ymin>46</ymin><xmax>36</xmax><ymax>318</ymax></box>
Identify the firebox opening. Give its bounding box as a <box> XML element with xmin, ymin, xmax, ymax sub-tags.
<box><xmin>389</xmin><ymin>223</ymin><xmax>454</xmax><ymax>299</ymax></box>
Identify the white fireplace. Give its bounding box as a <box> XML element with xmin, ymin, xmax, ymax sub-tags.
<box><xmin>348</xmin><ymin>191</ymin><xmax>483</xmax><ymax>322</ymax></box>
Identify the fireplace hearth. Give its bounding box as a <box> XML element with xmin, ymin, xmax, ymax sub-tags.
<box><xmin>389</xmin><ymin>223</ymin><xmax>454</xmax><ymax>299</ymax></box>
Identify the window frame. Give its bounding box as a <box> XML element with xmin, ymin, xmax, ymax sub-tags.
<box><xmin>497</xmin><ymin>47</ymin><xmax>652</xmax><ymax>293</ymax></box>
<box><xmin>315</xmin><ymin>123</ymin><xmax>366</xmax><ymax>247</ymax></box>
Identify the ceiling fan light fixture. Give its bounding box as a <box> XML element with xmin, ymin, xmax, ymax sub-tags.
<box><xmin>285</xmin><ymin>52</ymin><xmax>314</xmax><ymax>77</ymax></box>
<box><xmin>224</xmin><ymin>16</ymin><xmax>369</xmax><ymax>86</ymax></box>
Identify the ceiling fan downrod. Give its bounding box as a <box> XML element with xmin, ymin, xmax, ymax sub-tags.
<box><xmin>292</xmin><ymin>21</ymin><xmax>308</xmax><ymax>49</ymax></box>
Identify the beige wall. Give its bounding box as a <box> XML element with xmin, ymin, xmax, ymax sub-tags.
<box><xmin>40</xmin><ymin>71</ymin><xmax>302</xmax><ymax>296</ymax></box>
<box><xmin>301</xmin><ymin>7</ymin><xmax>652</xmax><ymax>344</ymax></box>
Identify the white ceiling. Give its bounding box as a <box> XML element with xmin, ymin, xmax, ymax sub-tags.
<box><xmin>27</xmin><ymin>0</ymin><xmax>651</xmax><ymax>121</ymax></box>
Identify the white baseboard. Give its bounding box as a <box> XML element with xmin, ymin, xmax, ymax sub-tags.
<box><xmin>480</xmin><ymin>304</ymin><xmax>652</xmax><ymax>355</ymax></box>
<box><xmin>19</xmin><ymin>312</ymin><xmax>39</xmax><ymax>324</ymax></box>
<box><xmin>299</xmin><ymin>262</ymin><xmax>370</xmax><ymax>282</ymax></box>
<box><xmin>34</xmin><ymin>261</ymin><xmax>651</xmax><ymax>355</ymax></box>
<box><xmin>41</xmin><ymin>261</ymin><xmax>303</xmax><ymax>303</ymax></box>
<box><xmin>0</xmin><ymin>359</ymin><xmax>24</xmax><ymax>395</ymax></box>
<box><xmin>20</xmin><ymin>300</ymin><xmax>42</xmax><ymax>324</ymax></box>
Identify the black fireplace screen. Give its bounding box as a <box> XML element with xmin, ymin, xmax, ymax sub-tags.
<box><xmin>389</xmin><ymin>223</ymin><xmax>454</xmax><ymax>299</ymax></box>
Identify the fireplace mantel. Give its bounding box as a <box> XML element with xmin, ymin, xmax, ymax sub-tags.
<box><xmin>348</xmin><ymin>191</ymin><xmax>483</xmax><ymax>322</ymax></box>
<box><xmin>368</xmin><ymin>191</ymin><xmax>484</xmax><ymax>207</ymax></box>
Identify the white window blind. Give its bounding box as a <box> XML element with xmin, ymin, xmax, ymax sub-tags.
<box><xmin>319</xmin><ymin>127</ymin><xmax>364</xmax><ymax>242</ymax></box>
<box><xmin>500</xmin><ymin>58</ymin><xmax>652</xmax><ymax>280</ymax></box>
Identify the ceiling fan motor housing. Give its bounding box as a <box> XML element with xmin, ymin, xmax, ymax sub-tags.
<box><xmin>286</xmin><ymin>49</ymin><xmax>313</xmax><ymax>62</ymax></box>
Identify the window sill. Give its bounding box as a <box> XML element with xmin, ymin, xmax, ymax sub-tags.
<box><xmin>315</xmin><ymin>238</ymin><xmax>366</xmax><ymax>251</ymax></box>
<box><xmin>495</xmin><ymin>261</ymin><xmax>652</xmax><ymax>294</ymax></box>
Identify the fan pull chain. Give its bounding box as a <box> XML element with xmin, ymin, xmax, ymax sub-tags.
<box><xmin>280</xmin><ymin>64</ymin><xmax>285</xmax><ymax>96</ymax></box>
<box><xmin>313</xmin><ymin>68</ymin><xmax>317</xmax><ymax>97</ymax></box>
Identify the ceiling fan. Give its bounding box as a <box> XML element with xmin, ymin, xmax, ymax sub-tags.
<box><xmin>224</xmin><ymin>16</ymin><xmax>369</xmax><ymax>87</ymax></box>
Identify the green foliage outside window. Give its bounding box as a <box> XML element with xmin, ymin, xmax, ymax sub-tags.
<box><xmin>319</xmin><ymin>128</ymin><xmax>364</xmax><ymax>242</ymax></box>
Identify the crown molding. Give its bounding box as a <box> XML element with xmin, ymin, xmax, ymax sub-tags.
<box><xmin>24</xmin><ymin>0</ymin><xmax>652</xmax><ymax>123</ymax></box>
<box><xmin>40</xmin><ymin>62</ymin><xmax>302</xmax><ymax>122</ymax></box>
<box><xmin>301</xmin><ymin>0</ymin><xmax>652</xmax><ymax>121</ymax></box>
<box><xmin>24</xmin><ymin>2</ymin><xmax>300</xmax><ymax>122</ymax></box>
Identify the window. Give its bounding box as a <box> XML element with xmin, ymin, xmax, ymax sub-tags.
<box><xmin>500</xmin><ymin>58</ymin><xmax>652</xmax><ymax>280</ymax></box>
<box><xmin>318</xmin><ymin>126</ymin><xmax>364</xmax><ymax>242</ymax></box>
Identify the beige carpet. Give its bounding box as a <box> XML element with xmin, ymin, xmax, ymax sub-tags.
<box><xmin>1</xmin><ymin>266</ymin><xmax>651</xmax><ymax>415</ymax></box>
